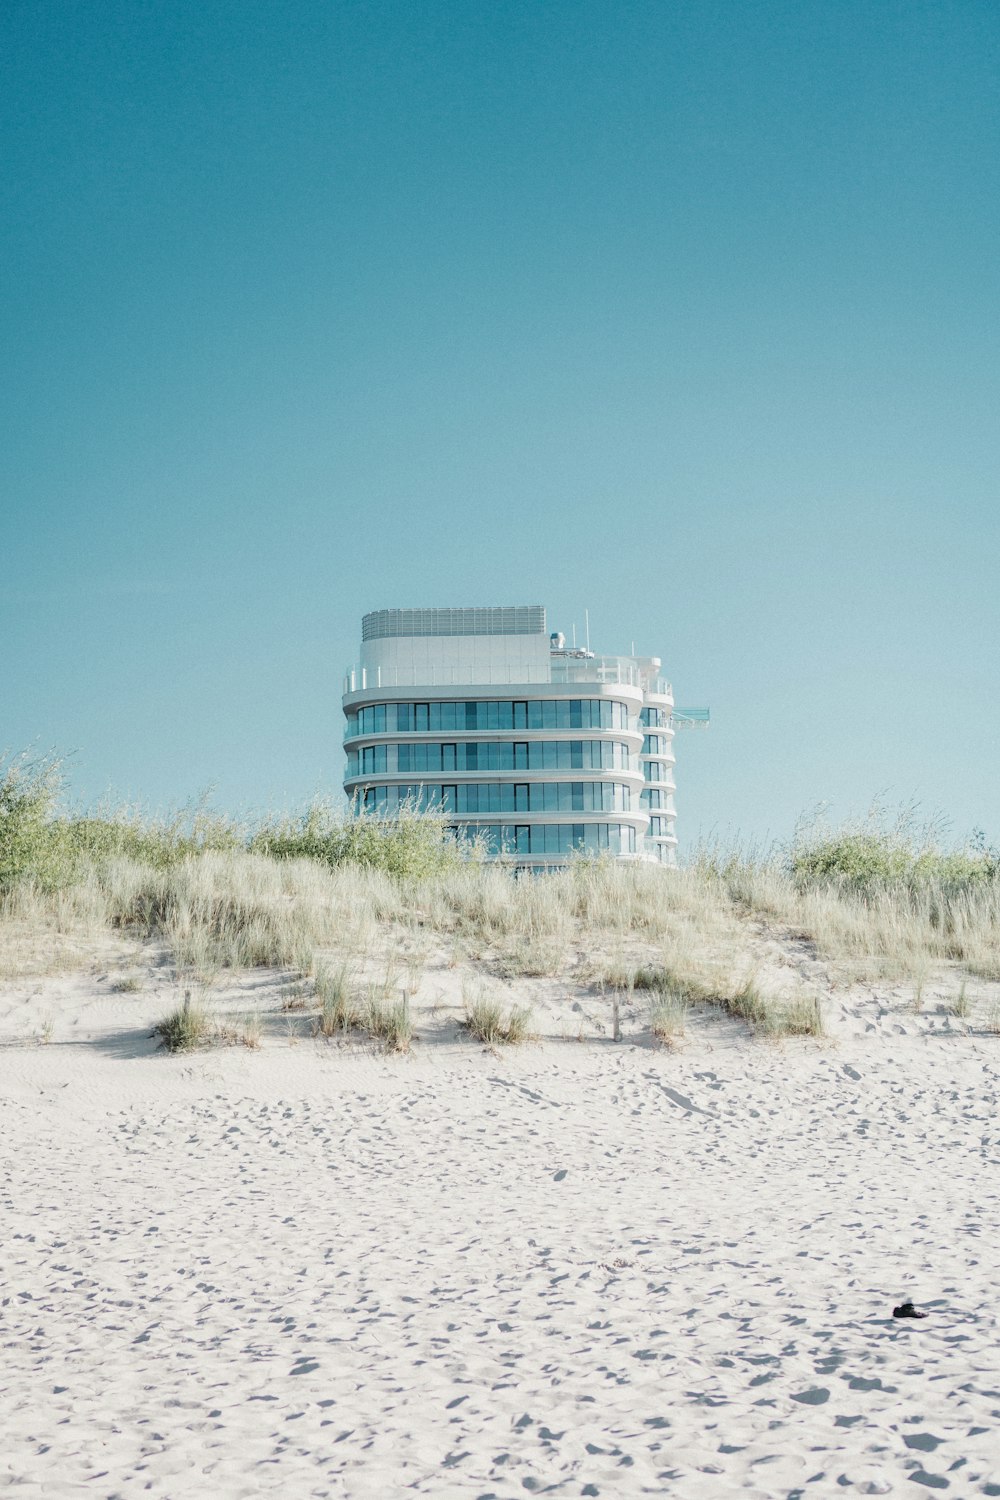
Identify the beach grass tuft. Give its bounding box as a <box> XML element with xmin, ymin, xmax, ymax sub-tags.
<box><xmin>314</xmin><ymin>962</ymin><xmax>360</xmax><ymax>1036</ymax></box>
<box><xmin>464</xmin><ymin>995</ymin><xmax>532</xmax><ymax>1045</ymax></box>
<box><xmin>154</xmin><ymin>995</ymin><xmax>210</xmax><ymax>1052</ymax></box>
<box><xmin>724</xmin><ymin>977</ymin><xmax>769</xmax><ymax>1028</ymax></box>
<box><xmin>768</xmin><ymin>994</ymin><xmax>825</xmax><ymax>1038</ymax></box>
<box><xmin>362</xmin><ymin>994</ymin><xmax>412</xmax><ymax>1052</ymax></box>
<box><xmin>650</xmin><ymin>993</ymin><xmax>687</xmax><ymax>1045</ymax></box>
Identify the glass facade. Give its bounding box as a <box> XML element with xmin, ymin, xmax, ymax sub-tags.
<box><xmin>352</xmin><ymin>746</ymin><xmax>389</xmax><ymax>774</ymax></box>
<box><xmin>347</xmin><ymin>739</ymin><xmax>636</xmax><ymax>775</ymax></box>
<box><xmin>449</xmin><ymin>823</ymin><xmax>637</xmax><ymax>856</ymax></box>
<box><xmin>346</xmin><ymin>698</ymin><xmax>633</xmax><ymax>737</ymax></box>
<box><xmin>342</xmin><ymin>627</ymin><xmax>686</xmax><ymax>864</ymax></box>
<box><xmin>358</xmin><ymin>781</ymin><xmax>633</xmax><ymax>814</ymax></box>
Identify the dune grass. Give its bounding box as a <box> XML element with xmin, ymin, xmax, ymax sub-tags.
<box><xmin>156</xmin><ymin>995</ymin><xmax>264</xmax><ymax>1052</ymax></box>
<box><xmin>314</xmin><ymin>963</ymin><xmax>360</xmax><ymax>1036</ymax></box>
<box><xmin>650</xmin><ymin>993</ymin><xmax>687</xmax><ymax>1046</ymax></box>
<box><xmin>765</xmin><ymin>994</ymin><xmax>825</xmax><ymax>1038</ymax></box>
<box><xmin>154</xmin><ymin>994</ymin><xmax>210</xmax><ymax>1052</ymax></box>
<box><xmin>362</xmin><ymin>994</ymin><xmax>412</xmax><ymax>1052</ymax></box>
<box><xmin>464</xmin><ymin>994</ymin><xmax>533</xmax><ymax>1045</ymax></box>
<box><xmin>3</xmin><ymin>757</ymin><xmax>998</xmax><ymax>1053</ymax></box>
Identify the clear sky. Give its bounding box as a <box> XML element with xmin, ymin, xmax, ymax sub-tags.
<box><xmin>3</xmin><ymin>0</ymin><xmax>998</xmax><ymax>850</ymax></box>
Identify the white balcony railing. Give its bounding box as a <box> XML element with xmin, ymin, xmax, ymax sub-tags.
<box><xmin>343</xmin><ymin>656</ymin><xmax>664</xmax><ymax>694</ymax></box>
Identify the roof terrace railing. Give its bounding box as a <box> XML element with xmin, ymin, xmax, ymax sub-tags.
<box><xmin>345</xmin><ymin>665</ymin><xmax>556</xmax><ymax>691</ymax></box>
<box><xmin>343</xmin><ymin>656</ymin><xmax>667</xmax><ymax>693</ymax></box>
<box><xmin>549</xmin><ymin>655</ymin><xmax>650</xmax><ymax>689</ymax></box>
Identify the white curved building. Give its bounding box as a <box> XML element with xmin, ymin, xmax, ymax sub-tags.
<box><xmin>343</xmin><ymin>605</ymin><xmax>695</xmax><ymax>867</ymax></box>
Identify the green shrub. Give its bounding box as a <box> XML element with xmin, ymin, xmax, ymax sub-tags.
<box><xmin>790</xmin><ymin>810</ymin><xmax>998</xmax><ymax>896</ymax></box>
<box><xmin>63</xmin><ymin>806</ymin><xmax>241</xmax><ymax>870</ymax></box>
<box><xmin>1</xmin><ymin>754</ymin><xmax>244</xmax><ymax>894</ymax></box>
<box><xmin>792</xmin><ymin>831</ymin><xmax>911</xmax><ymax>887</ymax></box>
<box><xmin>252</xmin><ymin>800</ymin><xmax>462</xmax><ymax>880</ymax></box>
<box><xmin>0</xmin><ymin>753</ymin><xmax>73</xmax><ymax>891</ymax></box>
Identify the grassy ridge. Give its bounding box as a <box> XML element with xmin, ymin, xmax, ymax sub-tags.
<box><xmin>1</xmin><ymin>753</ymin><xmax>460</xmax><ymax>889</ymax></box>
<box><xmin>3</xmin><ymin>755</ymin><xmax>1000</xmax><ymax>1041</ymax></box>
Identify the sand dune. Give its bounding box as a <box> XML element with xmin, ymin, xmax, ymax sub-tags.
<box><xmin>3</xmin><ymin>950</ymin><xmax>1000</xmax><ymax>1497</ymax></box>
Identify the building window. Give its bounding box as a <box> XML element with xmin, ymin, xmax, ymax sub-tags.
<box><xmin>360</xmin><ymin>746</ymin><xmax>387</xmax><ymax>774</ymax></box>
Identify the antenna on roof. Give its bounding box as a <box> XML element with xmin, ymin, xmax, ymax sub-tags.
<box><xmin>572</xmin><ymin>622</ymin><xmax>577</xmax><ymax>647</ymax></box>
<box><xmin>585</xmin><ymin>609</ymin><xmax>590</xmax><ymax>653</ymax></box>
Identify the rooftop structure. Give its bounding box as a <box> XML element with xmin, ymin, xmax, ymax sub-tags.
<box><xmin>343</xmin><ymin>605</ymin><xmax>706</xmax><ymax>868</ymax></box>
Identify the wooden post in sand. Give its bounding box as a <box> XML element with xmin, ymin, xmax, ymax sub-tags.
<box><xmin>611</xmin><ymin>992</ymin><xmax>621</xmax><ymax>1042</ymax></box>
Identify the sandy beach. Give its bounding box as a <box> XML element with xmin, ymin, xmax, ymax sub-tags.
<box><xmin>3</xmin><ymin>946</ymin><xmax>1000</xmax><ymax>1499</ymax></box>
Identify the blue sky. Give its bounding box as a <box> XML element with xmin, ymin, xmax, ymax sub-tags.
<box><xmin>3</xmin><ymin>0</ymin><xmax>998</xmax><ymax>849</ymax></box>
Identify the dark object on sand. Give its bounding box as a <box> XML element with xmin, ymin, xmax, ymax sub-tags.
<box><xmin>892</xmin><ymin>1300</ymin><xmax>928</xmax><ymax>1319</ymax></box>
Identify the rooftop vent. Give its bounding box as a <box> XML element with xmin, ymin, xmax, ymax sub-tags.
<box><xmin>362</xmin><ymin>606</ymin><xmax>546</xmax><ymax>641</ymax></box>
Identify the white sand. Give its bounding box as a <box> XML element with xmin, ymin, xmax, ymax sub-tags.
<box><xmin>3</xmin><ymin>952</ymin><xmax>1000</xmax><ymax>1498</ymax></box>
